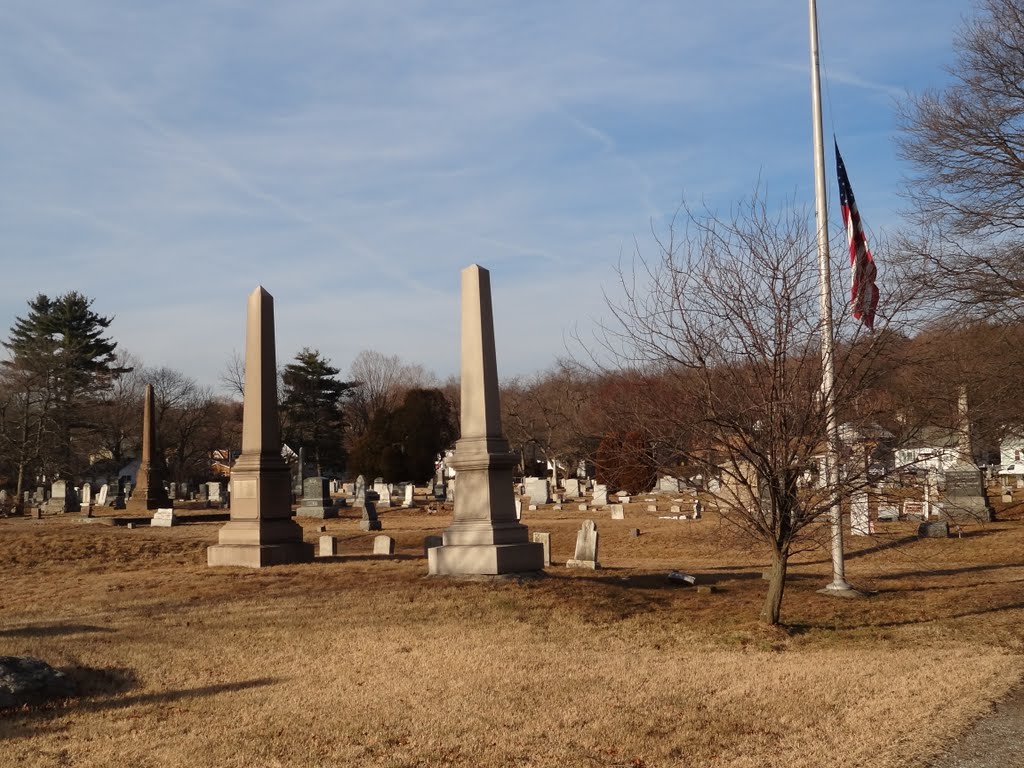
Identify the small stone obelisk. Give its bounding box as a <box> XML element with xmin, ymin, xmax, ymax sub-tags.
<box><xmin>428</xmin><ymin>265</ymin><xmax>544</xmax><ymax>575</ymax></box>
<box><xmin>125</xmin><ymin>384</ymin><xmax>170</xmax><ymax>513</ymax></box>
<box><xmin>208</xmin><ymin>287</ymin><xmax>314</xmax><ymax>567</ymax></box>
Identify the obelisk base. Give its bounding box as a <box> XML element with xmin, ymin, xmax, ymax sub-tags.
<box><xmin>428</xmin><ymin>541</ymin><xmax>544</xmax><ymax>575</ymax></box>
<box><xmin>208</xmin><ymin>541</ymin><xmax>314</xmax><ymax>568</ymax></box>
<box><xmin>207</xmin><ymin>519</ymin><xmax>313</xmax><ymax>568</ymax></box>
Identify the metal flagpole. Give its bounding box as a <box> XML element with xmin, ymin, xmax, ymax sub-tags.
<box><xmin>809</xmin><ymin>0</ymin><xmax>857</xmax><ymax>594</ymax></box>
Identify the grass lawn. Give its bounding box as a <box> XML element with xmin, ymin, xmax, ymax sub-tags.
<box><xmin>1</xmin><ymin>495</ymin><xmax>1022</xmax><ymax>767</ymax></box>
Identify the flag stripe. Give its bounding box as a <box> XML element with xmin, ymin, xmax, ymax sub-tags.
<box><xmin>835</xmin><ymin>140</ymin><xmax>879</xmax><ymax>331</ymax></box>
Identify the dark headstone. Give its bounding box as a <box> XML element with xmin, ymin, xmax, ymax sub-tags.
<box><xmin>918</xmin><ymin>521</ymin><xmax>950</xmax><ymax>539</ymax></box>
<box><xmin>943</xmin><ymin>467</ymin><xmax>995</xmax><ymax>522</ymax></box>
<box><xmin>358</xmin><ymin>491</ymin><xmax>381</xmax><ymax>531</ymax></box>
<box><xmin>297</xmin><ymin>477</ymin><xmax>336</xmax><ymax>519</ymax></box>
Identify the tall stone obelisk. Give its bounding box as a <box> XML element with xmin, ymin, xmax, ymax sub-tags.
<box><xmin>208</xmin><ymin>287</ymin><xmax>314</xmax><ymax>567</ymax></box>
<box><xmin>428</xmin><ymin>265</ymin><xmax>544</xmax><ymax>575</ymax></box>
<box><xmin>125</xmin><ymin>384</ymin><xmax>170</xmax><ymax>513</ymax></box>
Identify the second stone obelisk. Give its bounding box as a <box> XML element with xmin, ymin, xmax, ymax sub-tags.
<box><xmin>428</xmin><ymin>265</ymin><xmax>544</xmax><ymax>576</ymax></box>
<box><xmin>208</xmin><ymin>286</ymin><xmax>313</xmax><ymax>568</ymax></box>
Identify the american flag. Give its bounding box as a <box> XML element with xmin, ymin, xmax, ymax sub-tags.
<box><xmin>835</xmin><ymin>141</ymin><xmax>878</xmax><ymax>331</ymax></box>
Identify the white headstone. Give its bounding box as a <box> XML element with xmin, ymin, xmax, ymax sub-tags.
<box><xmin>150</xmin><ymin>508</ymin><xmax>176</xmax><ymax>528</ymax></box>
<box><xmin>532</xmin><ymin>532</ymin><xmax>552</xmax><ymax>567</ymax></box>
<box><xmin>373</xmin><ymin>535</ymin><xmax>395</xmax><ymax>556</ymax></box>
<box><xmin>610</xmin><ymin>504</ymin><xmax>624</xmax><ymax>520</ymax></box>
<box><xmin>592</xmin><ymin>484</ymin><xmax>608</xmax><ymax>507</ymax></box>
<box><xmin>523</xmin><ymin>477</ymin><xmax>550</xmax><ymax>505</ymax></box>
<box><xmin>850</xmin><ymin>493</ymin><xmax>871</xmax><ymax>536</ymax></box>
<box><xmin>566</xmin><ymin>519</ymin><xmax>599</xmax><ymax>569</ymax></box>
<box><xmin>319</xmin><ymin>535</ymin><xmax>338</xmax><ymax>557</ymax></box>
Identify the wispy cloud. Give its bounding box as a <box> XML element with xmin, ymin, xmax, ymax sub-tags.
<box><xmin>0</xmin><ymin>1</ymin><xmax>969</xmax><ymax>385</ymax></box>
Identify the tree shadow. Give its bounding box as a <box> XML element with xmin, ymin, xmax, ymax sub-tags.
<box><xmin>0</xmin><ymin>624</ymin><xmax>115</xmax><ymax>639</ymax></box>
<box><xmin>874</xmin><ymin>562</ymin><xmax>1021</xmax><ymax>581</ymax></box>
<box><xmin>790</xmin><ymin>599</ymin><xmax>1024</xmax><ymax>633</ymax></box>
<box><xmin>0</xmin><ymin>670</ymin><xmax>278</xmax><ymax>740</ymax></box>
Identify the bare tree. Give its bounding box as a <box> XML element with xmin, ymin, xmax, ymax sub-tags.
<box><xmin>346</xmin><ymin>350</ymin><xmax>436</xmax><ymax>438</ymax></box>
<box><xmin>219</xmin><ymin>350</ymin><xmax>246</xmax><ymax>399</ymax></box>
<box><xmin>592</xmin><ymin>193</ymin><xmax>920</xmax><ymax>625</ymax></box>
<box><xmin>502</xmin><ymin>362</ymin><xmax>597</xmax><ymax>482</ymax></box>
<box><xmin>898</xmin><ymin>0</ymin><xmax>1024</xmax><ymax>319</ymax></box>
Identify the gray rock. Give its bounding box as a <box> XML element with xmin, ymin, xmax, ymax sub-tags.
<box><xmin>0</xmin><ymin>656</ymin><xmax>75</xmax><ymax>708</ymax></box>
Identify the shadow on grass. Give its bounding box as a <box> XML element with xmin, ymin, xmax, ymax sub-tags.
<box><xmin>314</xmin><ymin>554</ymin><xmax>420</xmax><ymax>563</ymax></box>
<box><xmin>788</xmin><ymin>598</ymin><xmax>1024</xmax><ymax>634</ymax></box>
<box><xmin>0</xmin><ymin>624</ymin><xmax>115</xmax><ymax>639</ymax></box>
<box><xmin>875</xmin><ymin>562</ymin><xmax>1023</xmax><ymax>581</ymax></box>
<box><xmin>0</xmin><ymin>671</ymin><xmax>279</xmax><ymax>740</ymax></box>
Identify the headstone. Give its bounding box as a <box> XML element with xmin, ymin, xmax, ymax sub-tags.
<box><xmin>319</xmin><ymin>535</ymin><xmax>338</xmax><ymax>557</ymax></box>
<box><xmin>297</xmin><ymin>477</ymin><xmax>336</xmax><ymax>519</ymax></box>
<box><xmin>877</xmin><ymin>504</ymin><xmax>899</xmax><ymax>522</ymax></box>
<box><xmin>618</xmin><ymin>495</ymin><xmax>631</xmax><ymax>504</ymax></box>
<box><xmin>646</xmin><ymin>504</ymin><xmax>657</xmax><ymax>513</ymax></box>
<box><xmin>207</xmin><ymin>287</ymin><xmax>314</xmax><ymax>567</ymax></box>
<box><xmin>80</xmin><ymin>484</ymin><xmax>93</xmax><ymax>507</ymax></box>
<box><xmin>207</xmin><ymin>481</ymin><xmax>225</xmax><ymax>504</ymax></box>
<box><xmin>373</xmin><ymin>480</ymin><xmax>392</xmax><ymax>508</ymax></box>
<box><xmin>30</xmin><ymin>506</ymin><xmax>42</xmax><ymax>520</ymax></box>
<box><xmin>850</xmin><ymin>493</ymin><xmax>871</xmax><ymax>536</ymax></box>
<box><xmin>354</xmin><ymin>475</ymin><xmax>367</xmax><ymax>506</ymax></box>
<box><xmin>402</xmin><ymin>484</ymin><xmax>414</xmax><ymax>508</ymax></box>
<box><xmin>610</xmin><ymin>504</ymin><xmax>624</xmax><ymax>520</ymax></box>
<box><xmin>592</xmin><ymin>484</ymin><xmax>608</xmax><ymax>507</ymax></box>
<box><xmin>528</xmin><ymin>504</ymin><xmax>538</xmax><ymax>512</ymax></box>
<box><xmin>671</xmin><ymin>505</ymin><xmax>681</xmax><ymax>514</ymax></box>
<box><xmin>150</xmin><ymin>508</ymin><xmax>176</xmax><ymax>527</ymax></box>
<box><xmin>1001</xmin><ymin>488</ymin><xmax>1013</xmax><ymax>503</ymax></box>
<box><xmin>523</xmin><ymin>477</ymin><xmax>550</xmax><ymax>505</ymax></box>
<box><xmin>423</xmin><ymin>535</ymin><xmax>443</xmax><ymax>556</ymax></box>
<box><xmin>47</xmin><ymin>480</ymin><xmax>68</xmax><ymax>513</ymax></box>
<box><xmin>566</xmin><ymin>519</ymin><xmax>599</xmax><ymax>569</ymax></box>
<box><xmin>514</xmin><ymin>498</ymin><xmax>522</xmax><ymax>520</ymax></box>
<box><xmin>564</xmin><ymin>479</ymin><xmax>581</xmax><ymax>499</ymax></box>
<box><xmin>532</xmin><ymin>532</ymin><xmax>552</xmax><ymax>567</ymax></box>
<box><xmin>358</xmin><ymin>491</ymin><xmax>382</xmax><ymax>531</ymax></box>
<box><xmin>657</xmin><ymin>476</ymin><xmax>681</xmax><ymax>494</ymax></box>
<box><xmin>64</xmin><ymin>486</ymin><xmax>81</xmax><ymax>514</ymax></box>
<box><xmin>373</xmin><ymin>535</ymin><xmax>395</xmax><ymax>556</ymax></box>
<box><xmin>427</xmin><ymin>265</ymin><xmax>543</xmax><ymax>575</ymax></box>
<box><xmin>943</xmin><ymin>466</ymin><xmax>995</xmax><ymax>522</ymax></box>
<box><xmin>918</xmin><ymin>521</ymin><xmax>950</xmax><ymax>538</ymax></box>
<box><xmin>902</xmin><ymin>500</ymin><xmax>926</xmax><ymax>519</ymax></box>
<box><xmin>125</xmin><ymin>384</ymin><xmax>172</xmax><ymax>513</ymax></box>
<box><xmin>196</xmin><ymin>484</ymin><xmax>209</xmax><ymax>503</ymax></box>
<box><xmin>578</xmin><ymin>504</ymin><xmax>588</xmax><ymax>512</ymax></box>
<box><xmin>629</xmin><ymin>528</ymin><xmax>640</xmax><ymax>537</ymax></box>
<box><xmin>692</xmin><ymin>500</ymin><xmax>703</xmax><ymax>519</ymax></box>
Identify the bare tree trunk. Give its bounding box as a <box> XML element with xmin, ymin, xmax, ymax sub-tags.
<box><xmin>761</xmin><ymin>546</ymin><xmax>789</xmax><ymax>626</ymax></box>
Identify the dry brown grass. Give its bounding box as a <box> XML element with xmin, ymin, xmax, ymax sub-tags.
<box><xmin>2</xmin><ymin>496</ymin><xmax>1023</xmax><ymax>767</ymax></box>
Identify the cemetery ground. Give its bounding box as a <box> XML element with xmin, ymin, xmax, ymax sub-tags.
<box><xmin>2</xmin><ymin>498</ymin><xmax>1023</xmax><ymax>768</ymax></box>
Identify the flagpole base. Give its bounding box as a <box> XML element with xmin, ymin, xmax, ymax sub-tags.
<box><xmin>818</xmin><ymin>580</ymin><xmax>865</xmax><ymax>598</ymax></box>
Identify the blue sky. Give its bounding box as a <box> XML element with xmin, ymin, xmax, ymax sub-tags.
<box><xmin>0</xmin><ymin>1</ymin><xmax>970</xmax><ymax>391</ymax></box>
